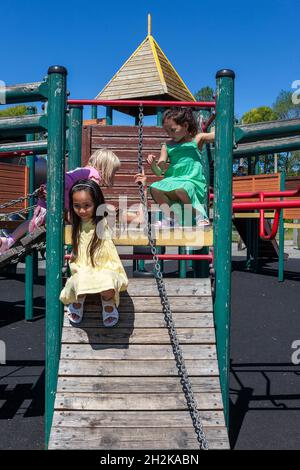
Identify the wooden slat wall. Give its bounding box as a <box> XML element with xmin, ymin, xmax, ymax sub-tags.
<box><xmin>233</xmin><ymin>174</ymin><xmax>280</xmax><ymax>203</ymax></box>
<box><xmin>284</xmin><ymin>176</ymin><xmax>300</xmax><ymax>219</ymax></box>
<box><xmin>233</xmin><ymin>174</ymin><xmax>300</xmax><ymax>220</ymax></box>
<box><xmin>0</xmin><ymin>163</ymin><xmax>28</xmax><ymax>213</ymax></box>
<box><xmin>82</xmin><ymin>125</ymin><xmax>170</xmax><ymax>208</ymax></box>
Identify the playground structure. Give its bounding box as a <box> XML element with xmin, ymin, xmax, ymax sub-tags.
<box><xmin>0</xmin><ymin>66</ymin><xmax>300</xmax><ymax>450</ymax></box>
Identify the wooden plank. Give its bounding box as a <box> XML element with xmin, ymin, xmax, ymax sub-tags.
<box><xmin>60</xmin><ymin>343</ymin><xmax>217</xmax><ymax>360</ymax></box>
<box><xmin>52</xmin><ymin>410</ymin><xmax>225</xmax><ymax>428</ymax></box>
<box><xmin>63</xmin><ymin>312</ymin><xmax>214</xmax><ymax>329</ymax></box>
<box><xmin>57</xmin><ymin>376</ymin><xmax>222</xmax><ymax>394</ymax></box>
<box><xmin>81</xmin><ymin>125</ymin><xmax>92</xmax><ymax>165</ymax></box>
<box><xmin>49</xmin><ymin>426</ymin><xmax>229</xmax><ymax>450</ymax></box>
<box><xmin>90</xmin><ymin>126</ymin><xmax>168</xmax><ymax>136</ymax></box>
<box><xmin>61</xmin><ymin>327</ymin><xmax>215</xmax><ymax>345</ymax></box>
<box><xmin>58</xmin><ymin>359</ymin><xmax>219</xmax><ymax>377</ymax></box>
<box><xmin>84</xmin><ymin>296</ymin><xmax>213</xmax><ymax>312</ymax></box>
<box><xmin>123</xmin><ymin>278</ymin><xmax>212</xmax><ymax>296</ymax></box>
<box><xmin>54</xmin><ymin>392</ymin><xmax>223</xmax><ymax>410</ymax></box>
<box><xmin>114</xmin><ymin>72</ymin><xmax>161</xmax><ymax>83</ymax></box>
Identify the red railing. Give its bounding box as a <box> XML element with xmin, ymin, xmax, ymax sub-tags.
<box><xmin>68</xmin><ymin>99</ymin><xmax>216</xmax><ymax>109</ymax></box>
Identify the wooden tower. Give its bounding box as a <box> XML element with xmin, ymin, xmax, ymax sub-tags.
<box><xmin>95</xmin><ymin>14</ymin><xmax>195</xmax><ymax>116</ymax></box>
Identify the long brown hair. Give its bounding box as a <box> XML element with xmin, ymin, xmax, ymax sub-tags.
<box><xmin>69</xmin><ymin>179</ymin><xmax>106</xmax><ymax>267</ymax></box>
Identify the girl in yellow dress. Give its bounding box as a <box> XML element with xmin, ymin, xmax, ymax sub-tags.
<box><xmin>59</xmin><ymin>179</ymin><xmax>128</xmax><ymax>327</ymax></box>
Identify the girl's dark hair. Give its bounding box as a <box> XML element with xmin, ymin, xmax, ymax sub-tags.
<box><xmin>162</xmin><ymin>107</ymin><xmax>198</xmax><ymax>137</ymax></box>
<box><xmin>69</xmin><ymin>179</ymin><xmax>106</xmax><ymax>267</ymax></box>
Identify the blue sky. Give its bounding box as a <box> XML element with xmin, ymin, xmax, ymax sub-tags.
<box><xmin>2</xmin><ymin>0</ymin><xmax>299</xmax><ymax>123</ymax></box>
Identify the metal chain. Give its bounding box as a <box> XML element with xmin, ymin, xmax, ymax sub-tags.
<box><xmin>0</xmin><ymin>188</ymin><xmax>40</xmax><ymax>211</ymax></box>
<box><xmin>137</xmin><ymin>105</ymin><xmax>209</xmax><ymax>450</ymax></box>
<box><xmin>0</xmin><ymin>205</ymin><xmax>37</xmax><ymax>220</ymax></box>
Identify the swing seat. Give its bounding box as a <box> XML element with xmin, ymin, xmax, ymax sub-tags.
<box><xmin>64</xmin><ymin>225</ymin><xmax>213</xmax><ymax>247</ymax></box>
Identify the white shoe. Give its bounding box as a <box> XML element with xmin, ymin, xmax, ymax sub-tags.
<box><xmin>101</xmin><ymin>298</ymin><xmax>119</xmax><ymax>327</ymax></box>
<box><xmin>66</xmin><ymin>296</ymin><xmax>86</xmax><ymax>325</ymax></box>
<box><xmin>195</xmin><ymin>216</ymin><xmax>211</xmax><ymax>228</ymax></box>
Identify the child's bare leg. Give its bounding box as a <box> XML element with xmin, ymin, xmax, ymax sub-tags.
<box><xmin>72</xmin><ymin>295</ymin><xmax>85</xmax><ymax>310</ymax></box>
<box><xmin>150</xmin><ymin>187</ymin><xmax>175</xmax><ymax>219</ymax></box>
<box><xmin>101</xmin><ymin>288</ymin><xmax>116</xmax><ymax>325</ymax></box>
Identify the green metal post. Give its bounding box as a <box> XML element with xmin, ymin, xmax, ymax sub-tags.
<box><xmin>213</xmin><ymin>69</ymin><xmax>235</xmax><ymax>429</ymax></box>
<box><xmin>157</xmin><ymin>107</ymin><xmax>164</xmax><ymax>127</ymax></box>
<box><xmin>25</xmin><ymin>106</ymin><xmax>36</xmax><ymax>322</ymax></box>
<box><xmin>278</xmin><ymin>171</ymin><xmax>285</xmax><ymax>282</ymax></box>
<box><xmin>45</xmin><ymin>65</ymin><xmax>67</xmax><ymax>448</ymax></box>
<box><xmin>91</xmin><ymin>105</ymin><xmax>98</xmax><ymax>120</ymax></box>
<box><xmin>68</xmin><ymin>106</ymin><xmax>83</xmax><ymax>170</ymax></box>
<box><xmin>179</xmin><ymin>246</ymin><xmax>187</xmax><ymax>278</ymax></box>
<box><xmin>106</xmin><ymin>106</ymin><xmax>113</xmax><ymax>125</ymax></box>
<box><xmin>255</xmin><ymin>156</ymin><xmax>260</xmax><ymax>174</ymax></box>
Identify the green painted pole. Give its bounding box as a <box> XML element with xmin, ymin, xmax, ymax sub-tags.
<box><xmin>106</xmin><ymin>106</ymin><xmax>113</xmax><ymax>125</ymax></box>
<box><xmin>213</xmin><ymin>69</ymin><xmax>235</xmax><ymax>429</ymax></box>
<box><xmin>4</xmin><ymin>81</ymin><xmax>48</xmax><ymax>104</ymax></box>
<box><xmin>91</xmin><ymin>105</ymin><xmax>98</xmax><ymax>120</ymax></box>
<box><xmin>68</xmin><ymin>106</ymin><xmax>83</xmax><ymax>170</ymax></box>
<box><xmin>255</xmin><ymin>156</ymin><xmax>260</xmax><ymax>175</ymax></box>
<box><xmin>157</xmin><ymin>107</ymin><xmax>164</xmax><ymax>127</ymax></box>
<box><xmin>45</xmin><ymin>65</ymin><xmax>67</xmax><ymax>448</ymax></box>
<box><xmin>179</xmin><ymin>246</ymin><xmax>187</xmax><ymax>278</ymax></box>
<box><xmin>278</xmin><ymin>171</ymin><xmax>285</xmax><ymax>282</ymax></box>
<box><xmin>0</xmin><ymin>140</ymin><xmax>47</xmax><ymax>155</ymax></box>
<box><xmin>25</xmin><ymin>106</ymin><xmax>36</xmax><ymax>322</ymax></box>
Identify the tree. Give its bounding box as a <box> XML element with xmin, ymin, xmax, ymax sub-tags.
<box><xmin>241</xmin><ymin>106</ymin><xmax>278</xmax><ymax>124</ymax></box>
<box><xmin>0</xmin><ymin>105</ymin><xmax>27</xmax><ymax>118</ymax></box>
<box><xmin>194</xmin><ymin>86</ymin><xmax>214</xmax><ymax>102</ymax></box>
<box><xmin>273</xmin><ymin>90</ymin><xmax>300</xmax><ymax>120</ymax></box>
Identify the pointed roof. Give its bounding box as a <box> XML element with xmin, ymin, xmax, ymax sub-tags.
<box><xmin>95</xmin><ymin>16</ymin><xmax>195</xmax><ymax>116</ymax></box>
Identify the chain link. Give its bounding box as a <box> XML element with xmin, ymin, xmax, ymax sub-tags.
<box><xmin>0</xmin><ymin>188</ymin><xmax>40</xmax><ymax>211</ymax></box>
<box><xmin>137</xmin><ymin>105</ymin><xmax>209</xmax><ymax>450</ymax></box>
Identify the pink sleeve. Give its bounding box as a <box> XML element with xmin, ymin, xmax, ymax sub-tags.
<box><xmin>88</xmin><ymin>167</ymin><xmax>101</xmax><ymax>183</ymax></box>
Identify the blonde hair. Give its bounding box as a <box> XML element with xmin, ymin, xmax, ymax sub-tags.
<box><xmin>88</xmin><ymin>148</ymin><xmax>120</xmax><ymax>186</ymax></box>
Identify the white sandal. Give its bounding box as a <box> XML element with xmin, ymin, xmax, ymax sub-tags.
<box><xmin>101</xmin><ymin>298</ymin><xmax>119</xmax><ymax>328</ymax></box>
<box><xmin>66</xmin><ymin>296</ymin><xmax>86</xmax><ymax>325</ymax></box>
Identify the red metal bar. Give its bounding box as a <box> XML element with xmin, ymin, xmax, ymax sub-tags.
<box><xmin>233</xmin><ymin>187</ymin><xmax>300</xmax><ymax>199</ymax></box>
<box><xmin>259</xmin><ymin>193</ymin><xmax>280</xmax><ymax>240</ymax></box>
<box><xmin>67</xmin><ymin>99</ymin><xmax>216</xmax><ymax>109</ymax></box>
<box><xmin>64</xmin><ymin>254</ymin><xmax>213</xmax><ymax>261</ymax></box>
<box><xmin>119</xmin><ymin>254</ymin><xmax>213</xmax><ymax>261</ymax></box>
<box><xmin>0</xmin><ymin>150</ymin><xmax>35</xmax><ymax>158</ymax></box>
<box><xmin>233</xmin><ymin>200</ymin><xmax>300</xmax><ymax>210</ymax></box>
<box><xmin>209</xmin><ymin>186</ymin><xmax>300</xmax><ymax>200</ymax></box>
<box><xmin>202</xmin><ymin>113</ymin><xmax>216</xmax><ymax>132</ymax></box>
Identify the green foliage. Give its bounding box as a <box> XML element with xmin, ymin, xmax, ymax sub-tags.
<box><xmin>194</xmin><ymin>86</ymin><xmax>214</xmax><ymax>102</ymax></box>
<box><xmin>0</xmin><ymin>105</ymin><xmax>27</xmax><ymax>118</ymax></box>
<box><xmin>241</xmin><ymin>106</ymin><xmax>278</xmax><ymax>124</ymax></box>
<box><xmin>273</xmin><ymin>90</ymin><xmax>300</xmax><ymax>120</ymax></box>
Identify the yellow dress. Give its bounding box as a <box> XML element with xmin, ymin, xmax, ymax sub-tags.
<box><xmin>60</xmin><ymin>219</ymin><xmax>128</xmax><ymax>306</ymax></box>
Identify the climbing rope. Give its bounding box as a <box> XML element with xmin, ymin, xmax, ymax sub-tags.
<box><xmin>136</xmin><ymin>105</ymin><xmax>209</xmax><ymax>450</ymax></box>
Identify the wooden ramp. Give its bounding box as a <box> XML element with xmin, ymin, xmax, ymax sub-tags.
<box><xmin>49</xmin><ymin>278</ymin><xmax>230</xmax><ymax>450</ymax></box>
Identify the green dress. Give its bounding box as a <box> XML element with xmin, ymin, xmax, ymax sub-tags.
<box><xmin>149</xmin><ymin>138</ymin><xmax>208</xmax><ymax>221</ymax></box>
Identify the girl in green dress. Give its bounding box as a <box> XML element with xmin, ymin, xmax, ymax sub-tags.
<box><xmin>147</xmin><ymin>108</ymin><xmax>214</xmax><ymax>228</ymax></box>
